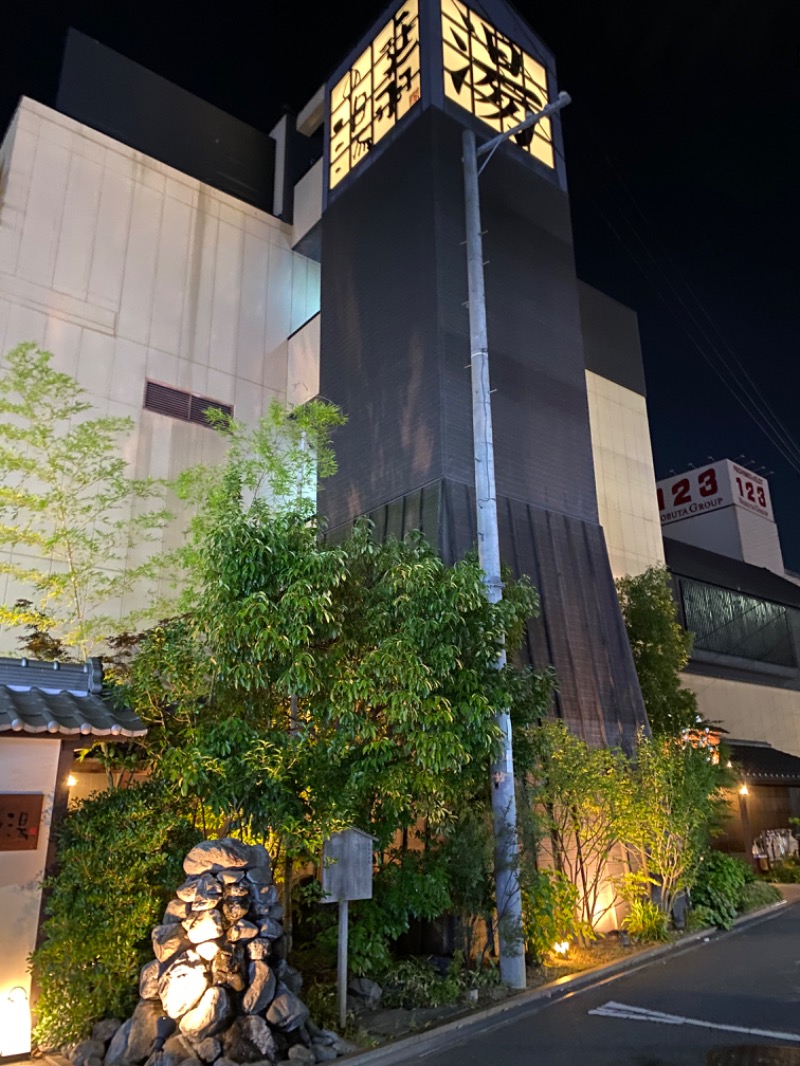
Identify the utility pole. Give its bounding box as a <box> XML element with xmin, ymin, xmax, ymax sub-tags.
<box><xmin>462</xmin><ymin>91</ymin><xmax>571</xmax><ymax>990</ymax></box>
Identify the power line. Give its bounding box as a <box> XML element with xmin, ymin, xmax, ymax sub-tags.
<box><xmin>571</xmin><ymin>120</ymin><xmax>800</xmax><ymax>475</ymax></box>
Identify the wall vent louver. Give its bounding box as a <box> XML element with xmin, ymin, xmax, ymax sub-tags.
<box><xmin>144</xmin><ymin>381</ymin><xmax>233</xmax><ymax>428</ymax></box>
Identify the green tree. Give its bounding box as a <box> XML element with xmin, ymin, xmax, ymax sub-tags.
<box><xmin>616</xmin><ymin>565</ymin><xmax>699</xmax><ymax>736</ymax></box>
<box><xmin>520</xmin><ymin>719</ymin><xmax>628</xmax><ymax>940</ymax></box>
<box><xmin>0</xmin><ymin>343</ymin><xmax>171</xmax><ymax>658</ymax></box>
<box><xmin>110</xmin><ymin>403</ymin><xmax>549</xmax><ymax>965</ymax></box>
<box><xmin>618</xmin><ymin>732</ymin><xmax>729</xmax><ymax>917</ymax></box>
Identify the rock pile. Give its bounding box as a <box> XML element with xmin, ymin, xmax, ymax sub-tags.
<box><xmin>68</xmin><ymin>838</ymin><xmax>354</xmax><ymax>1066</ymax></box>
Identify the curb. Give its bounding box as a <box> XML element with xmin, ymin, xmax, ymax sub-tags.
<box><xmin>340</xmin><ymin>898</ymin><xmax>789</xmax><ymax>1066</ymax></box>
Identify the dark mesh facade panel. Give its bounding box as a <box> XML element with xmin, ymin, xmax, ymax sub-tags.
<box><xmin>681</xmin><ymin>578</ymin><xmax>798</xmax><ymax>668</ymax></box>
<box><xmin>57</xmin><ymin>31</ymin><xmax>275</xmax><ymax>212</ymax></box>
<box><xmin>388</xmin><ymin>480</ymin><xmax>648</xmax><ymax>751</ymax></box>
<box><xmin>319</xmin><ymin>105</ymin><xmax>647</xmax><ymax>750</ymax></box>
<box><xmin>578</xmin><ymin>281</ymin><xmax>647</xmax><ymax>397</ymax></box>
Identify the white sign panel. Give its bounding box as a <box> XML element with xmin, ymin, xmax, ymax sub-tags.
<box><xmin>729</xmin><ymin>461</ymin><xmax>773</xmax><ymax>520</ymax></box>
<box><xmin>656</xmin><ymin>461</ymin><xmax>730</xmax><ymax>526</ymax></box>
<box><xmin>656</xmin><ymin>460</ymin><xmax>774</xmax><ymax>527</ymax></box>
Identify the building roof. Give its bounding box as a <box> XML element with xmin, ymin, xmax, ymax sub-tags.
<box><xmin>0</xmin><ymin>656</ymin><xmax>146</xmax><ymax>738</ymax></box>
<box><xmin>664</xmin><ymin>538</ymin><xmax>800</xmax><ymax>609</ymax></box>
<box><xmin>728</xmin><ymin>740</ymin><xmax>800</xmax><ymax>785</ymax></box>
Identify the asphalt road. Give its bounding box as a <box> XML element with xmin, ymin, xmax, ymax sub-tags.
<box><xmin>412</xmin><ymin>904</ymin><xmax>800</xmax><ymax>1066</ymax></box>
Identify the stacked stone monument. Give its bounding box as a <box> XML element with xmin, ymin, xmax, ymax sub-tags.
<box><xmin>76</xmin><ymin>837</ymin><xmax>352</xmax><ymax>1066</ymax></box>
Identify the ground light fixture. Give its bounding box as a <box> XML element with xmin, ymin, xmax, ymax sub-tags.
<box><xmin>0</xmin><ymin>985</ymin><xmax>31</xmax><ymax>1057</ymax></box>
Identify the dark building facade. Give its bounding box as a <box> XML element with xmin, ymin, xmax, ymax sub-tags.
<box><xmin>318</xmin><ymin>0</ymin><xmax>648</xmax><ymax>749</ymax></box>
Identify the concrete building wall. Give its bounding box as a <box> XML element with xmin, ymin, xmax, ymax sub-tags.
<box><xmin>0</xmin><ymin>98</ymin><xmax>320</xmax><ymax>650</ymax></box>
<box><xmin>585</xmin><ymin>369</ymin><xmax>664</xmax><ymax>579</ymax></box>
<box><xmin>681</xmin><ymin>673</ymin><xmax>800</xmax><ymax>760</ymax></box>
<box><xmin>735</xmin><ymin>506</ymin><xmax>785</xmax><ymax>575</ymax></box>
<box><xmin>0</xmin><ymin>737</ymin><xmax>62</xmax><ymax>1056</ymax></box>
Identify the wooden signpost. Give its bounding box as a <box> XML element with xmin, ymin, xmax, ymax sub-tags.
<box><xmin>321</xmin><ymin>828</ymin><xmax>375</xmax><ymax>1029</ymax></box>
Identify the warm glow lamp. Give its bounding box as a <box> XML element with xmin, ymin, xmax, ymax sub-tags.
<box><xmin>0</xmin><ymin>985</ymin><xmax>31</xmax><ymax>1057</ymax></box>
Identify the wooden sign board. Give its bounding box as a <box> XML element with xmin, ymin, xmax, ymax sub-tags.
<box><xmin>0</xmin><ymin>793</ymin><xmax>44</xmax><ymax>851</ymax></box>
<box><xmin>322</xmin><ymin>827</ymin><xmax>374</xmax><ymax>902</ymax></box>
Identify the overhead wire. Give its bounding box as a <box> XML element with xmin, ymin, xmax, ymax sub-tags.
<box><xmin>570</xmin><ymin>116</ymin><xmax>800</xmax><ymax>475</ymax></box>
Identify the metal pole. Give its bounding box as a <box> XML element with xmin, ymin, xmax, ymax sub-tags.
<box><xmin>338</xmin><ymin>898</ymin><xmax>348</xmax><ymax>1030</ymax></box>
<box><xmin>461</xmin><ymin>91</ymin><xmax>572</xmax><ymax>990</ymax></box>
<box><xmin>462</xmin><ymin>126</ymin><xmax>526</xmax><ymax>990</ymax></box>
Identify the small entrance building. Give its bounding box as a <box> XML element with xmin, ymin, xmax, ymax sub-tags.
<box><xmin>0</xmin><ymin>656</ymin><xmax>145</xmax><ymax>1057</ymax></box>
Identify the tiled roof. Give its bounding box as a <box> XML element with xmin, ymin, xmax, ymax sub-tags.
<box><xmin>728</xmin><ymin>741</ymin><xmax>800</xmax><ymax>784</ymax></box>
<box><xmin>0</xmin><ymin>656</ymin><xmax>146</xmax><ymax>738</ymax></box>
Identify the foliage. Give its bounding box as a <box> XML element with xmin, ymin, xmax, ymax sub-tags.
<box><xmin>763</xmin><ymin>857</ymin><xmax>800</xmax><ymax>883</ymax></box>
<box><xmin>31</xmin><ymin>781</ymin><xmax>201</xmax><ymax>1047</ymax></box>
<box><xmin>0</xmin><ymin>343</ymin><xmax>171</xmax><ymax>658</ymax></box>
<box><xmin>622</xmin><ymin>897</ymin><xmax>669</xmax><ymax>942</ymax></box>
<box><xmin>616</xmin><ymin>566</ymin><xmax>699</xmax><ymax>736</ymax></box>
<box><xmin>691</xmin><ymin>851</ymin><xmax>749</xmax><ymax>929</ymax></box>
<box><xmin>521</xmin><ymin>866</ymin><xmax>584</xmax><ymax>963</ymax></box>
<box><xmin>685</xmin><ymin>904</ymin><xmax>717</xmax><ymax>932</ymax></box>
<box><xmin>616</xmin><ymin>871</ymin><xmax>668</xmax><ymax>941</ymax></box>
<box><xmin>112</xmin><ymin>404</ymin><xmax>546</xmax><ymax>878</ymax></box>
<box><xmin>302</xmin><ymin>980</ymin><xmax>342</xmax><ymax>1034</ymax></box>
<box><xmin>379</xmin><ymin>951</ymin><xmax>497</xmax><ymax>1010</ymax></box>
<box><xmin>738</xmin><ymin>880</ymin><xmax>781</xmax><ymax>911</ymax></box>
<box><xmin>520</xmin><ymin>719</ymin><xmax>628</xmax><ymax>938</ymax></box>
<box><xmin>343</xmin><ymin>845</ymin><xmax>455</xmax><ymax>975</ymax></box>
<box><xmin>618</xmin><ymin>734</ymin><xmax>730</xmax><ymax>917</ymax></box>
<box><xmin>380</xmin><ymin>957</ymin><xmax>464</xmax><ymax>1009</ymax></box>
<box><xmin>432</xmin><ymin>808</ymin><xmax>496</xmax><ymax>964</ymax></box>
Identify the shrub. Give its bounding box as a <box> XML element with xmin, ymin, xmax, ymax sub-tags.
<box><xmin>303</xmin><ymin>980</ymin><xmax>341</xmax><ymax>1033</ymax></box>
<box><xmin>685</xmin><ymin>904</ymin><xmax>717</xmax><ymax>932</ymax></box>
<box><xmin>31</xmin><ymin>781</ymin><xmax>201</xmax><ymax>1048</ymax></box>
<box><xmin>622</xmin><ymin>897</ymin><xmax>669</xmax><ymax>942</ymax></box>
<box><xmin>521</xmin><ymin>867</ymin><xmax>586</xmax><ymax>963</ymax></box>
<box><xmin>691</xmin><ymin>852</ymin><xmax>749</xmax><ymax>929</ymax></box>
<box><xmin>766</xmin><ymin>857</ymin><xmax>800</xmax><ymax>883</ymax></box>
<box><xmin>738</xmin><ymin>881</ymin><xmax>782</xmax><ymax>912</ymax></box>
<box><xmin>380</xmin><ymin>957</ymin><xmax>462</xmax><ymax>1009</ymax></box>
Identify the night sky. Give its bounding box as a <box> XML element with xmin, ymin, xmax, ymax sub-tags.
<box><xmin>3</xmin><ymin>1</ymin><xmax>800</xmax><ymax>564</ymax></box>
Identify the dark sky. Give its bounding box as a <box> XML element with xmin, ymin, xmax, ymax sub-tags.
<box><xmin>3</xmin><ymin>1</ymin><xmax>800</xmax><ymax>565</ymax></box>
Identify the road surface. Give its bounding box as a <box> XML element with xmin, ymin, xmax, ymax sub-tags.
<box><xmin>414</xmin><ymin>904</ymin><xmax>800</xmax><ymax>1065</ymax></box>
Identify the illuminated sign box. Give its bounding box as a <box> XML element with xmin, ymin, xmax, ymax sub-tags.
<box><xmin>329</xmin><ymin>0</ymin><xmax>421</xmax><ymax>190</ymax></box>
<box><xmin>328</xmin><ymin>0</ymin><xmax>556</xmax><ymax>191</ymax></box>
<box><xmin>442</xmin><ymin>0</ymin><xmax>553</xmax><ymax>167</ymax></box>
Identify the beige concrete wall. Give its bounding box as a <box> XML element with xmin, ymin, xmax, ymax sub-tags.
<box><xmin>585</xmin><ymin>369</ymin><xmax>664</xmax><ymax>579</ymax></box>
<box><xmin>0</xmin><ymin>737</ymin><xmax>61</xmax><ymax>1055</ymax></box>
<box><xmin>0</xmin><ymin>98</ymin><xmax>321</xmax><ymax>651</ymax></box>
<box><xmin>681</xmin><ymin>672</ymin><xmax>800</xmax><ymax>759</ymax></box>
<box><xmin>292</xmin><ymin>159</ymin><xmax>322</xmax><ymax>248</ymax></box>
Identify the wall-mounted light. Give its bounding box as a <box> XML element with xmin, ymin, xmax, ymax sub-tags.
<box><xmin>0</xmin><ymin>985</ymin><xmax>31</xmax><ymax>1056</ymax></box>
<box><xmin>739</xmin><ymin>784</ymin><xmax>749</xmax><ymax>796</ymax></box>
<box><xmin>67</xmin><ymin>774</ymin><xmax>77</xmax><ymax>788</ymax></box>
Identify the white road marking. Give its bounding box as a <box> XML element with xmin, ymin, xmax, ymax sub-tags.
<box><xmin>589</xmin><ymin>1001</ymin><xmax>800</xmax><ymax>1044</ymax></box>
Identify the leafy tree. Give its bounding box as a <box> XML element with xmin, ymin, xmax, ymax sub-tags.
<box><xmin>617</xmin><ymin>732</ymin><xmax>729</xmax><ymax>917</ymax></box>
<box><xmin>0</xmin><ymin>343</ymin><xmax>171</xmax><ymax>658</ymax></box>
<box><xmin>519</xmin><ymin>719</ymin><xmax>628</xmax><ymax>940</ymax></box>
<box><xmin>616</xmin><ymin>566</ymin><xmax>699</xmax><ymax>736</ymax></box>
<box><xmin>109</xmin><ymin>403</ymin><xmax>549</xmax><ymax>965</ymax></box>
